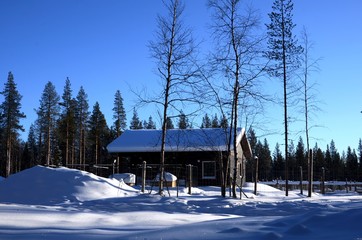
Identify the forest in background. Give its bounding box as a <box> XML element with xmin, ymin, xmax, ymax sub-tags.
<box><xmin>1</xmin><ymin>72</ymin><xmax>361</xmax><ymax>182</ymax></box>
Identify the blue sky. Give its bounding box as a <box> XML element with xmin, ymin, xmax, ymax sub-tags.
<box><xmin>0</xmin><ymin>0</ymin><xmax>361</xmax><ymax>154</ymax></box>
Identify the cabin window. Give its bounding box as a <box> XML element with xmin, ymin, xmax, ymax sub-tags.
<box><xmin>202</xmin><ymin>161</ymin><xmax>216</xmax><ymax>179</ymax></box>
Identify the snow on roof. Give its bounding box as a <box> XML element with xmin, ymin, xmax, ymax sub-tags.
<box><xmin>107</xmin><ymin>128</ymin><xmax>248</xmax><ymax>153</ymax></box>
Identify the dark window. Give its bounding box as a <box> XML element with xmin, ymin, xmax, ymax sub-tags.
<box><xmin>202</xmin><ymin>161</ymin><xmax>216</xmax><ymax>179</ymax></box>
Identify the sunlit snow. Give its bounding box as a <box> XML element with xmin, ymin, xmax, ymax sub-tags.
<box><xmin>0</xmin><ymin>166</ymin><xmax>361</xmax><ymax>239</ymax></box>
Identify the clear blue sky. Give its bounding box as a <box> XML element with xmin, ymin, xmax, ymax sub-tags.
<box><xmin>0</xmin><ymin>0</ymin><xmax>361</xmax><ymax>154</ymax></box>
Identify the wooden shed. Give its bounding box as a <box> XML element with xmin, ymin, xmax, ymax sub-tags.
<box><xmin>107</xmin><ymin>128</ymin><xmax>252</xmax><ymax>187</ymax></box>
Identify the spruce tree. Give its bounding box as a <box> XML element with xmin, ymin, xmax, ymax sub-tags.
<box><xmin>36</xmin><ymin>81</ymin><xmax>60</xmax><ymax>166</ymax></box>
<box><xmin>26</xmin><ymin>124</ymin><xmax>38</xmax><ymax>167</ymax></box>
<box><xmin>58</xmin><ymin>78</ymin><xmax>76</xmax><ymax>167</ymax></box>
<box><xmin>346</xmin><ymin>147</ymin><xmax>358</xmax><ymax>181</ymax></box>
<box><xmin>177</xmin><ymin>111</ymin><xmax>190</xmax><ymax>129</ymax></box>
<box><xmin>324</xmin><ymin>145</ymin><xmax>332</xmax><ymax>180</ymax></box>
<box><xmin>166</xmin><ymin>117</ymin><xmax>174</xmax><ymax>129</ymax></box>
<box><xmin>88</xmin><ymin>102</ymin><xmax>109</xmax><ymax>166</ymax></box>
<box><xmin>130</xmin><ymin>108</ymin><xmax>142</xmax><ymax>130</ymax></box>
<box><xmin>273</xmin><ymin>143</ymin><xmax>285</xmax><ymax>180</ymax></box>
<box><xmin>313</xmin><ymin>143</ymin><xmax>325</xmax><ymax>179</ymax></box>
<box><xmin>75</xmin><ymin>86</ymin><xmax>90</xmax><ymax>168</ymax></box>
<box><xmin>295</xmin><ymin>137</ymin><xmax>306</xmax><ymax>178</ymax></box>
<box><xmin>358</xmin><ymin>139</ymin><xmax>362</xmax><ymax>181</ymax></box>
<box><xmin>112</xmin><ymin>90</ymin><xmax>126</xmax><ymax>136</ymax></box>
<box><xmin>261</xmin><ymin>139</ymin><xmax>272</xmax><ymax>181</ymax></box>
<box><xmin>201</xmin><ymin>114</ymin><xmax>211</xmax><ymax>128</ymax></box>
<box><xmin>146</xmin><ymin>116</ymin><xmax>156</xmax><ymax>129</ymax></box>
<box><xmin>265</xmin><ymin>0</ymin><xmax>303</xmax><ymax>196</ymax></box>
<box><xmin>219</xmin><ymin>114</ymin><xmax>228</xmax><ymax>129</ymax></box>
<box><xmin>0</xmin><ymin>72</ymin><xmax>26</xmax><ymax>176</ymax></box>
<box><xmin>211</xmin><ymin>114</ymin><xmax>219</xmax><ymax>128</ymax></box>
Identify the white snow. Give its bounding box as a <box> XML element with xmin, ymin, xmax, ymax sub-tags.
<box><xmin>109</xmin><ymin>173</ymin><xmax>136</xmax><ymax>185</ymax></box>
<box><xmin>0</xmin><ymin>166</ymin><xmax>362</xmax><ymax>239</ymax></box>
<box><xmin>156</xmin><ymin>171</ymin><xmax>178</xmax><ymax>181</ymax></box>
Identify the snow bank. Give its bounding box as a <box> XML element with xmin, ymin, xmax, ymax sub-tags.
<box><xmin>0</xmin><ymin>166</ymin><xmax>138</xmax><ymax>205</ymax></box>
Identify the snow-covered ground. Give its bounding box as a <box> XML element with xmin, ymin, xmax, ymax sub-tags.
<box><xmin>0</xmin><ymin>166</ymin><xmax>362</xmax><ymax>239</ymax></box>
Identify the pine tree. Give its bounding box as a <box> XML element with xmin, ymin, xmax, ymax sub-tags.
<box><xmin>324</xmin><ymin>145</ymin><xmax>332</xmax><ymax>180</ymax></box>
<box><xmin>0</xmin><ymin>72</ymin><xmax>26</xmax><ymax>176</ymax></box>
<box><xmin>261</xmin><ymin>139</ymin><xmax>272</xmax><ymax>181</ymax></box>
<box><xmin>219</xmin><ymin>114</ymin><xmax>228</xmax><ymax>129</ymax></box>
<box><xmin>313</xmin><ymin>143</ymin><xmax>325</xmax><ymax>179</ymax></box>
<box><xmin>112</xmin><ymin>90</ymin><xmax>126</xmax><ymax>136</ymax></box>
<box><xmin>88</xmin><ymin>102</ymin><xmax>109</xmax><ymax>166</ymax></box>
<box><xmin>177</xmin><ymin>111</ymin><xmax>190</xmax><ymax>129</ymax></box>
<box><xmin>58</xmin><ymin>78</ymin><xmax>76</xmax><ymax>167</ymax></box>
<box><xmin>146</xmin><ymin>116</ymin><xmax>156</xmax><ymax>129</ymax></box>
<box><xmin>201</xmin><ymin>114</ymin><xmax>212</xmax><ymax>128</ymax></box>
<box><xmin>211</xmin><ymin>114</ymin><xmax>219</xmax><ymax>128</ymax></box>
<box><xmin>75</xmin><ymin>86</ymin><xmax>90</xmax><ymax>168</ymax></box>
<box><xmin>273</xmin><ymin>143</ymin><xmax>285</xmax><ymax>180</ymax></box>
<box><xmin>26</xmin><ymin>124</ymin><xmax>38</xmax><ymax>167</ymax></box>
<box><xmin>358</xmin><ymin>139</ymin><xmax>362</xmax><ymax>181</ymax></box>
<box><xmin>36</xmin><ymin>81</ymin><xmax>60</xmax><ymax>166</ymax></box>
<box><xmin>166</xmin><ymin>117</ymin><xmax>174</xmax><ymax>129</ymax></box>
<box><xmin>295</xmin><ymin>137</ymin><xmax>307</xmax><ymax>179</ymax></box>
<box><xmin>346</xmin><ymin>147</ymin><xmax>358</xmax><ymax>181</ymax></box>
<box><xmin>265</xmin><ymin>0</ymin><xmax>303</xmax><ymax>196</ymax></box>
<box><xmin>130</xmin><ymin>108</ymin><xmax>142</xmax><ymax>130</ymax></box>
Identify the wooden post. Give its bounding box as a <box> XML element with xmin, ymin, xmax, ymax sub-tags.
<box><xmin>188</xmin><ymin>164</ymin><xmax>192</xmax><ymax>195</ymax></box>
<box><xmin>308</xmin><ymin>149</ymin><xmax>313</xmax><ymax>197</ymax></box>
<box><xmin>254</xmin><ymin>156</ymin><xmax>258</xmax><ymax>195</ymax></box>
<box><xmin>321</xmin><ymin>167</ymin><xmax>325</xmax><ymax>194</ymax></box>
<box><xmin>300</xmin><ymin>166</ymin><xmax>303</xmax><ymax>195</ymax></box>
<box><xmin>141</xmin><ymin>161</ymin><xmax>146</xmax><ymax>193</ymax></box>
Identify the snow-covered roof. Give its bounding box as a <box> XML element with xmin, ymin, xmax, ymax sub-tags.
<box><xmin>107</xmin><ymin>128</ymin><xmax>251</xmax><ymax>157</ymax></box>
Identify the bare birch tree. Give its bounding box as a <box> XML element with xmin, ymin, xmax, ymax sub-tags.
<box><xmin>148</xmin><ymin>0</ymin><xmax>201</xmax><ymax>195</ymax></box>
<box><xmin>208</xmin><ymin>0</ymin><xmax>265</xmax><ymax>198</ymax></box>
<box><xmin>299</xmin><ymin>27</ymin><xmax>321</xmax><ymax>155</ymax></box>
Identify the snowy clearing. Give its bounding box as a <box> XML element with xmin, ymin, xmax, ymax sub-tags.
<box><xmin>0</xmin><ymin>166</ymin><xmax>362</xmax><ymax>239</ymax></box>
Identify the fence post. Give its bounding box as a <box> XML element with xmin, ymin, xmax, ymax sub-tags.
<box><xmin>300</xmin><ymin>166</ymin><xmax>303</xmax><ymax>195</ymax></box>
<box><xmin>308</xmin><ymin>149</ymin><xmax>313</xmax><ymax>197</ymax></box>
<box><xmin>321</xmin><ymin>167</ymin><xmax>325</xmax><ymax>194</ymax></box>
<box><xmin>141</xmin><ymin>161</ymin><xmax>146</xmax><ymax>193</ymax></box>
<box><xmin>254</xmin><ymin>156</ymin><xmax>258</xmax><ymax>195</ymax></box>
<box><xmin>187</xmin><ymin>164</ymin><xmax>192</xmax><ymax>195</ymax></box>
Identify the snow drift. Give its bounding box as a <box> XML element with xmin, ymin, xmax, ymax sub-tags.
<box><xmin>0</xmin><ymin>165</ymin><xmax>138</xmax><ymax>205</ymax></box>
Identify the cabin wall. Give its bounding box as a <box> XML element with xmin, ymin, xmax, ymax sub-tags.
<box><xmin>116</xmin><ymin>151</ymin><xmax>225</xmax><ymax>186</ymax></box>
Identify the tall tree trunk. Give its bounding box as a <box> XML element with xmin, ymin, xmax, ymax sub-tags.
<box><xmin>6</xmin><ymin>135</ymin><xmax>11</xmax><ymax>177</ymax></box>
<box><xmin>281</xmin><ymin>3</ymin><xmax>289</xmax><ymax>197</ymax></box>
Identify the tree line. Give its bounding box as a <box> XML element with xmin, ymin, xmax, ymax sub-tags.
<box><xmin>0</xmin><ymin>72</ymin><xmax>231</xmax><ymax>177</ymax></box>
<box><xmin>1</xmin><ymin>71</ymin><xmax>362</xmax><ymax>183</ymax></box>
<box><xmin>247</xmin><ymin>128</ymin><xmax>362</xmax><ymax>182</ymax></box>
